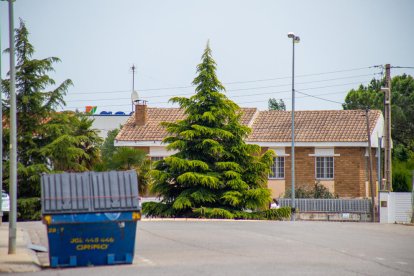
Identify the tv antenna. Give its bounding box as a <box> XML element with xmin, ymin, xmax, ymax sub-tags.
<box><xmin>131</xmin><ymin>65</ymin><xmax>139</xmax><ymax>112</ymax></box>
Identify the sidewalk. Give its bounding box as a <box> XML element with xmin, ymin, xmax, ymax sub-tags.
<box><xmin>0</xmin><ymin>222</ymin><xmax>41</xmax><ymax>273</ymax></box>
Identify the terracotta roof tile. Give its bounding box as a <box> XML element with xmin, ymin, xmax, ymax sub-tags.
<box><xmin>247</xmin><ymin>110</ymin><xmax>381</xmax><ymax>142</ymax></box>
<box><xmin>116</xmin><ymin>108</ymin><xmax>382</xmax><ymax>143</ymax></box>
<box><xmin>116</xmin><ymin>107</ymin><xmax>258</xmax><ymax>141</ymax></box>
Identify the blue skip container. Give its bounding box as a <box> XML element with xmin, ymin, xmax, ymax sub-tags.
<box><xmin>41</xmin><ymin>170</ymin><xmax>141</xmax><ymax>268</ymax></box>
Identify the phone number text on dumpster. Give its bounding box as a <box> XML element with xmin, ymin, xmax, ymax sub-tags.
<box><xmin>70</xmin><ymin>237</ymin><xmax>115</xmax><ymax>251</ymax></box>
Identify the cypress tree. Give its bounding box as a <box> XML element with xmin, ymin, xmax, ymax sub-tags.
<box><xmin>149</xmin><ymin>42</ymin><xmax>274</xmax><ymax>218</ymax></box>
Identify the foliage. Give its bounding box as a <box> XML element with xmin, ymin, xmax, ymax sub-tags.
<box><xmin>343</xmin><ymin>75</ymin><xmax>414</xmax><ymax>152</ymax></box>
<box><xmin>108</xmin><ymin>147</ymin><xmax>146</xmax><ymax>170</ymax></box>
<box><xmin>137</xmin><ymin>159</ymin><xmax>154</xmax><ymax>196</ymax></box>
<box><xmin>40</xmin><ymin>112</ymin><xmax>102</xmax><ymax>172</ymax></box>
<box><xmin>392</xmin><ymin>159</ymin><xmax>413</xmax><ymax>192</ymax></box>
<box><xmin>150</xmin><ymin>42</ymin><xmax>274</xmax><ymax>219</ymax></box>
<box><xmin>268</xmin><ymin>98</ymin><xmax>286</xmax><ymax>111</ymax></box>
<box><xmin>1</xmin><ymin>19</ymin><xmax>102</xmax><ymax>197</ymax></box>
<box><xmin>96</xmin><ymin>129</ymin><xmax>152</xmax><ymax>195</ymax></box>
<box><xmin>1</xmin><ymin>19</ymin><xmax>71</xmax><ymax>197</ymax></box>
<box><xmin>343</xmin><ymin>74</ymin><xmax>414</xmax><ymax>192</ymax></box>
<box><xmin>100</xmin><ymin>128</ymin><xmax>120</xmax><ymax>163</ymax></box>
<box><xmin>17</xmin><ymin>197</ymin><xmax>41</xmax><ymax>221</ymax></box>
<box><xmin>142</xmin><ymin>202</ymin><xmax>291</xmax><ymax>221</ymax></box>
<box><xmin>259</xmin><ymin>207</ymin><xmax>291</xmax><ymax>220</ymax></box>
<box><xmin>284</xmin><ymin>182</ymin><xmax>337</xmax><ymax>199</ymax></box>
<box><xmin>142</xmin><ymin>201</ymin><xmax>177</xmax><ymax>218</ymax></box>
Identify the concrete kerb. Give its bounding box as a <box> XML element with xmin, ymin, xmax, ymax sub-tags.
<box><xmin>141</xmin><ymin>218</ymin><xmax>283</xmax><ymax>222</ymax></box>
<box><xmin>0</xmin><ymin>224</ymin><xmax>41</xmax><ymax>273</ymax></box>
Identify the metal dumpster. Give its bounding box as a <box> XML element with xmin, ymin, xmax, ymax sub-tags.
<box><xmin>41</xmin><ymin>170</ymin><xmax>141</xmax><ymax>267</ymax></box>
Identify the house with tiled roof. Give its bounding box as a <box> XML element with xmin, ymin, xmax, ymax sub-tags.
<box><xmin>115</xmin><ymin>103</ymin><xmax>384</xmax><ymax>198</ymax></box>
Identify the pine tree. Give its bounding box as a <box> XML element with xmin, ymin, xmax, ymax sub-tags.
<box><xmin>1</xmin><ymin>19</ymin><xmax>101</xmax><ymax>197</ymax></box>
<box><xmin>148</xmin><ymin>42</ymin><xmax>274</xmax><ymax>218</ymax></box>
<box><xmin>268</xmin><ymin>98</ymin><xmax>286</xmax><ymax>111</ymax></box>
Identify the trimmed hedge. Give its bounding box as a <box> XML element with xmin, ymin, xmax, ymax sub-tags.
<box><xmin>142</xmin><ymin>202</ymin><xmax>291</xmax><ymax>221</ymax></box>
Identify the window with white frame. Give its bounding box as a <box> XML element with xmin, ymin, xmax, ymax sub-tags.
<box><xmin>316</xmin><ymin>156</ymin><xmax>334</xmax><ymax>179</ymax></box>
<box><xmin>150</xmin><ymin>156</ymin><xmax>164</xmax><ymax>162</ymax></box>
<box><xmin>150</xmin><ymin>156</ymin><xmax>164</xmax><ymax>168</ymax></box>
<box><xmin>269</xmin><ymin>157</ymin><xmax>285</xmax><ymax>179</ymax></box>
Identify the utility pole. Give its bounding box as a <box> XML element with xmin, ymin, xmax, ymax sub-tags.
<box><xmin>382</xmin><ymin>64</ymin><xmax>392</xmax><ymax>191</ymax></box>
<box><xmin>365</xmin><ymin>108</ymin><xmax>375</xmax><ymax>222</ymax></box>
<box><xmin>7</xmin><ymin>0</ymin><xmax>18</xmax><ymax>254</ymax></box>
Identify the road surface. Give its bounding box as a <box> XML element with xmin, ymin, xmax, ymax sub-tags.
<box><xmin>19</xmin><ymin>220</ymin><xmax>414</xmax><ymax>275</ymax></box>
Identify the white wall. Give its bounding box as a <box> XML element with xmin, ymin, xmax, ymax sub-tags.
<box><xmin>89</xmin><ymin>115</ymin><xmax>130</xmax><ymax>139</ymax></box>
<box><xmin>380</xmin><ymin>192</ymin><xmax>413</xmax><ymax>223</ymax></box>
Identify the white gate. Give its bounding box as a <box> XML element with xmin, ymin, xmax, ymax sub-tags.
<box><xmin>380</xmin><ymin>192</ymin><xmax>413</xmax><ymax>223</ymax></box>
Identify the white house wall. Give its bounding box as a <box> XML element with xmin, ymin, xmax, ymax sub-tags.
<box><xmin>90</xmin><ymin>115</ymin><xmax>130</xmax><ymax>139</ymax></box>
<box><xmin>149</xmin><ymin>146</ymin><xmax>178</xmax><ymax>157</ymax></box>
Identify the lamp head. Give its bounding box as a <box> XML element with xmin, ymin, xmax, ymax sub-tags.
<box><xmin>287</xmin><ymin>32</ymin><xmax>295</xmax><ymax>38</ymax></box>
<box><xmin>294</xmin><ymin>36</ymin><xmax>300</xmax><ymax>43</ymax></box>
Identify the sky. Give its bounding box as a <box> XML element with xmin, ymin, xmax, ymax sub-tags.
<box><xmin>1</xmin><ymin>0</ymin><xmax>413</xmax><ymax>113</ymax></box>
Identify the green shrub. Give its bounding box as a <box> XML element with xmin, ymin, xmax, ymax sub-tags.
<box><xmin>259</xmin><ymin>207</ymin><xmax>291</xmax><ymax>220</ymax></box>
<box><xmin>393</xmin><ymin>160</ymin><xmax>413</xmax><ymax>192</ymax></box>
<box><xmin>284</xmin><ymin>182</ymin><xmax>337</xmax><ymax>199</ymax></box>
<box><xmin>17</xmin><ymin>197</ymin><xmax>41</xmax><ymax>221</ymax></box>
<box><xmin>143</xmin><ymin>202</ymin><xmax>291</xmax><ymax>221</ymax></box>
<box><xmin>142</xmin><ymin>202</ymin><xmax>176</xmax><ymax>218</ymax></box>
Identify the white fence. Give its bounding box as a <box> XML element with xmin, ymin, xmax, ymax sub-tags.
<box><xmin>380</xmin><ymin>192</ymin><xmax>413</xmax><ymax>224</ymax></box>
<box><xmin>278</xmin><ymin>198</ymin><xmax>372</xmax><ymax>213</ymax></box>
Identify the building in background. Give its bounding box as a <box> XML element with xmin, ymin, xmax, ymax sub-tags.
<box><xmin>115</xmin><ymin>103</ymin><xmax>384</xmax><ymax>198</ymax></box>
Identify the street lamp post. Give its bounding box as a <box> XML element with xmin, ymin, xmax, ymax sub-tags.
<box><xmin>287</xmin><ymin>32</ymin><xmax>300</xmax><ymax>221</ymax></box>
<box><xmin>5</xmin><ymin>0</ymin><xmax>17</xmax><ymax>254</ymax></box>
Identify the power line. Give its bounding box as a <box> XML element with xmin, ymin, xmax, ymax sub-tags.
<box><xmin>391</xmin><ymin>66</ymin><xmax>414</xmax><ymax>69</ymax></box>
<box><xmin>64</xmin><ymin>74</ymin><xmax>377</xmax><ymax>103</ymax></box>
<box><xmin>66</xmin><ymin>66</ymin><xmax>376</xmax><ymax>95</ymax></box>
<box><xmin>63</xmin><ymin>85</ymin><xmax>367</xmax><ymax>110</ymax></box>
<box><xmin>295</xmin><ymin>90</ymin><xmax>343</xmax><ymax>105</ymax></box>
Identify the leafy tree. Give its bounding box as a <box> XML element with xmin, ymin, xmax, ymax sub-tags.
<box><xmin>2</xmin><ymin>19</ymin><xmax>102</xmax><ymax>197</ymax></box>
<box><xmin>148</xmin><ymin>42</ymin><xmax>274</xmax><ymax>218</ymax></box>
<box><xmin>343</xmin><ymin>75</ymin><xmax>414</xmax><ymax>151</ymax></box>
<box><xmin>1</xmin><ymin>19</ymin><xmax>72</xmax><ymax>196</ymax></box>
<box><xmin>109</xmin><ymin>147</ymin><xmax>146</xmax><ymax>170</ymax></box>
<box><xmin>268</xmin><ymin>98</ymin><xmax>286</xmax><ymax>111</ymax></box>
<box><xmin>343</xmin><ymin>74</ymin><xmax>414</xmax><ymax>191</ymax></box>
<box><xmin>106</xmin><ymin>146</ymin><xmax>150</xmax><ymax>195</ymax></box>
<box><xmin>100</xmin><ymin>128</ymin><xmax>120</xmax><ymax>163</ymax></box>
<box><xmin>40</xmin><ymin>112</ymin><xmax>102</xmax><ymax>172</ymax></box>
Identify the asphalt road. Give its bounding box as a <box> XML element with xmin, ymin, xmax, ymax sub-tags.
<box><xmin>20</xmin><ymin>220</ymin><xmax>414</xmax><ymax>276</ymax></box>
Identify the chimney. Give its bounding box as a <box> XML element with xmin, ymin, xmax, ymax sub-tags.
<box><xmin>135</xmin><ymin>101</ymin><xmax>148</xmax><ymax>126</ymax></box>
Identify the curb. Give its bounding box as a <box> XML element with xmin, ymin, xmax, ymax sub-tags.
<box><xmin>0</xmin><ymin>227</ymin><xmax>42</xmax><ymax>273</ymax></box>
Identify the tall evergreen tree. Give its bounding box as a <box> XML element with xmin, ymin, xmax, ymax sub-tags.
<box><xmin>149</xmin><ymin>43</ymin><xmax>274</xmax><ymax>218</ymax></box>
<box><xmin>268</xmin><ymin>98</ymin><xmax>286</xmax><ymax>111</ymax></box>
<box><xmin>2</xmin><ymin>19</ymin><xmax>72</xmax><ymax>196</ymax></box>
<box><xmin>2</xmin><ymin>19</ymin><xmax>101</xmax><ymax>197</ymax></box>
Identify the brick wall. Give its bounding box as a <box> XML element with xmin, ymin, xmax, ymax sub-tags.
<box><xmin>284</xmin><ymin>147</ymin><xmax>315</xmax><ymax>191</ymax></box>
<box><xmin>334</xmin><ymin>148</ymin><xmax>366</xmax><ymax>197</ymax></box>
<box><xmin>273</xmin><ymin>147</ymin><xmax>378</xmax><ymax>198</ymax></box>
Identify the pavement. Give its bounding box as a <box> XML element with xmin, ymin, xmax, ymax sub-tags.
<box><xmin>0</xmin><ymin>222</ymin><xmax>42</xmax><ymax>273</ymax></box>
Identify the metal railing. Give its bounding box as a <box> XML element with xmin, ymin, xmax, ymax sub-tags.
<box><xmin>278</xmin><ymin>198</ymin><xmax>372</xmax><ymax>213</ymax></box>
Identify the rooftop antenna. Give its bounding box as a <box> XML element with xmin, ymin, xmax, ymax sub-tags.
<box><xmin>131</xmin><ymin>65</ymin><xmax>139</xmax><ymax>112</ymax></box>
